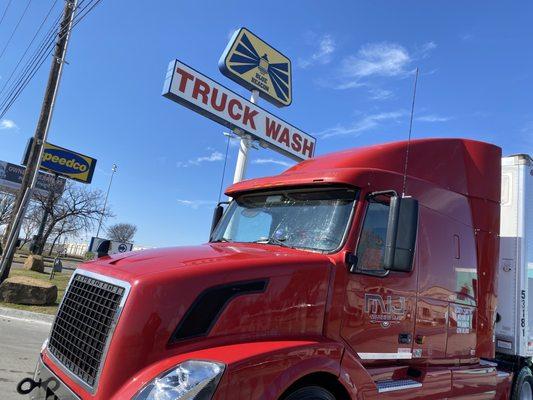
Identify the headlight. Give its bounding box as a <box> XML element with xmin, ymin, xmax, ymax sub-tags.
<box><xmin>134</xmin><ymin>360</ymin><xmax>225</xmax><ymax>400</ymax></box>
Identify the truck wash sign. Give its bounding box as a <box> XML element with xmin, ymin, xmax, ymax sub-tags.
<box><xmin>219</xmin><ymin>27</ymin><xmax>292</xmax><ymax>107</ymax></box>
<box><xmin>162</xmin><ymin>60</ymin><xmax>314</xmax><ymax>161</ymax></box>
<box><xmin>23</xmin><ymin>139</ymin><xmax>96</xmax><ymax>184</ymax></box>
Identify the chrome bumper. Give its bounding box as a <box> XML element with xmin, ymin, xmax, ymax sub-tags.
<box><xmin>28</xmin><ymin>356</ymin><xmax>80</xmax><ymax>400</ymax></box>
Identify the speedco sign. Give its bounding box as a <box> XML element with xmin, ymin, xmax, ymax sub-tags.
<box><xmin>162</xmin><ymin>60</ymin><xmax>315</xmax><ymax>161</ymax></box>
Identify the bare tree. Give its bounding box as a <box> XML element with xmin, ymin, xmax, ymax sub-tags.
<box><xmin>19</xmin><ymin>214</ymin><xmax>40</xmax><ymax>248</ymax></box>
<box><xmin>47</xmin><ymin>218</ymin><xmax>80</xmax><ymax>255</ymax></box>
<box><xmin>107</xmin><ymin>223</ymin><xmax>137</xmax><ymax>243</ymax></box>
<box><xmin>32</xmin><ymin>181</ymin><xmax>112</xmax><ymax>255</ymax></box>
<box><xmin>0</xmin><ymin>193</ymin><xmax>14</xmax><ymax>228</ymax></box>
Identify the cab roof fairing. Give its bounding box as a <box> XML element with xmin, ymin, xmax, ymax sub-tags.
<box><xmin>226</xmin><ymin>138</ymin><xmax>502</xmax><ymax>203</ymax></box>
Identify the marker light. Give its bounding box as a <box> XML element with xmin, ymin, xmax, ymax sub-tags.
<box><xmin>134</xmin><ymin>360</ymin><xmax>225</xmax><ymax>400</ymax></box>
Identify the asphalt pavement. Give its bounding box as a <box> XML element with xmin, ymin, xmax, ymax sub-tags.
<box><xmin>0</xmin><ymin>310</ymin><xmax>51</xmax><ymax>400</ymax></box>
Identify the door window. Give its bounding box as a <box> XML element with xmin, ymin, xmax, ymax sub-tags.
<box><xmin>355</xmin><ymin>201</ymin><xmax>390</xmax><ymax>274</ymax></box>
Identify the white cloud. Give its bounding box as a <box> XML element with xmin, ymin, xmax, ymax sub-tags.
<box><xmin>195</xmin><ymin>151</ymin><xmax>224</xmax><ymax>163</ymax></box>
<box><xmin>253</xmin><ymin>158</ymin><xmax>294</xmax><ymax>168</ymax></box>
<box><xmin>416</xmin><ymin>114</ymin><xmax>452</xmax><ymax>123</ymax></box>
<box><xmin>317</xmin><ymin>111</ymin><xmax>406</xmax><ymax>139</ymax></box>
<box><xmin>177</xmin><ymin>151</ymin><xmax>224</xmax><ymax>167</ymax></box>
<box><xmin>0</xmin><ymin>119</ymin><xmax>17</xmax><ymax>130</ymax></box>
<box><xmin>368</xmin><ymin>88</ymin><xmax>394</xmax><ymax>101</ymax></box>
<box><xmin>334</xmin><ymin>41</ymin><xmax>436</xmax><ymax>90</ymax></box>
<box><xmin>334</xmin><ymin>80</ymin><xmax>366</xmax><ymax>90</ymax></box>
<box><xmin>342</xmin><ymin>42</ymin><xmax>411</xmax><ymax>79</ymax></box>
<box><xmin>177</xmin><ymin>199</ymin><xmax>216</xmax><ymax>210</ymax></box>
<box><xmin>298</xmin><ymin>34</ymin><xmax>336</xmax><ymax>68</ymax></box>
<box><xmin>418</xmin><ymin>41</ymin><xmax>437</xmax><ymax>58</ymax></box>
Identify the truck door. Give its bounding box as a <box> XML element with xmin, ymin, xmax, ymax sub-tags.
<box><xmin>341</xmin><ymin>197</ymin><xmax>418</xmax><ymax>361</ymax></box>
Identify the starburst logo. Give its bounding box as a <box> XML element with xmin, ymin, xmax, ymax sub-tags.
<box><xmin>220</xmin><ymin>28</ymin><xmax>292</xmax><ymax>107</ymax></box>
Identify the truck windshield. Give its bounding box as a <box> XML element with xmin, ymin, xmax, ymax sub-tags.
<box><xmin>211</xmin><ymin>188</ymin><xmax>357</xmax><ymax>252</ymax></box>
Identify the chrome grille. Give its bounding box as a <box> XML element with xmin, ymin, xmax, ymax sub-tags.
<box><xmin>48</xmin><ymin>273</ymin><xmax>126</xmax><ymax>388</ymax></box>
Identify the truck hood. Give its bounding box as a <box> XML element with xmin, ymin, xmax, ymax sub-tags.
<box><xmin>67</xmin><ymin>243</ymin><xmax>334</xmax><ymax>398</ymax></box>
<box><xmin>84</xmin><ymin>242</ymin><xmax>331</xmax><ymax>281</ymax></box>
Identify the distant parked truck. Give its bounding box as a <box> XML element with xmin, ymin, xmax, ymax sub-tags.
<box><xmin>18</xmin><ymin>139</ymin><xmax>533</xmax><ymax>399</ymax></box>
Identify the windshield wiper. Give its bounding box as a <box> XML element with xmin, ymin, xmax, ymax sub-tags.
<box><xmin>211</xmin><ymin>237</ymin><xmax>233</xmax><ymax>243</ymax></box>
<box><xmin>253</xmin><ymin>236</ymin><xmax>291</xmax><ymax>248</ymax></box>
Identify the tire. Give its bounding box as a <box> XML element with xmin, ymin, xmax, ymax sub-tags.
<box><xmin>512</xmin><ymin>367</ymin><xmax>533</xmax><ymax>400</ymax></box>
<box><xmin>284</xmin><ymin>386</ymin><xmax>336</xmax><ymax>400</ymax></box>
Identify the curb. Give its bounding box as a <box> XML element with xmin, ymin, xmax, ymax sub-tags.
<box><xmin>0</xmin><ymin>306</ymin><xmax>54</xmax><ymax>324</ymax></box>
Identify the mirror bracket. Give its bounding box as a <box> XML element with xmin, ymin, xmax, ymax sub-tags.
<box><xmin>345</xmin><ymin>252</ymin><xmax>358</xmax><ymax>272</ymax></box>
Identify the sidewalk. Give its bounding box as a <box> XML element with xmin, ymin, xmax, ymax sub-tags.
<box><xmin>0</xmin><ymin>306</ymin><xmax>54</xmax><ymax>324</ymax></box>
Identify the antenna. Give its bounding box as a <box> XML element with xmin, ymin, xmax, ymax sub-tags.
<box><xmin>401</xmin><ymin>67</ymin><xmax>419</xmax><ymax>197</ymax></box>
<box><xmin>218</xmin><ymin>132</ymin><xmax>232</xmax><ymax>203</ymax></box>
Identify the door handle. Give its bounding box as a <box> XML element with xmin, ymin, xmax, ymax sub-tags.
<box><xmin>398</xmin><ymin>333</ymin><xmax>412</xmax><ymax>344</ymax></box>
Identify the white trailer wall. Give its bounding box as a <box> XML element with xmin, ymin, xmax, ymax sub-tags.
<box><xmin>496</xmin><ymin>154</ymin><xmax>533</xmax><ymax>357</ymax></box>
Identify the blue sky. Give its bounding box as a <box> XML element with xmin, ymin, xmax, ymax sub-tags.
<box><xmin>0</xmin><ymin>1</ymin><xmax>531</xmax><ymax>247</ymax></box>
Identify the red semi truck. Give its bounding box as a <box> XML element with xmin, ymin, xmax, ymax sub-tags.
<box><xmin>19</xmin><ymin>138</ymin><xmax>533</xmax><ymax>399</ymax></box>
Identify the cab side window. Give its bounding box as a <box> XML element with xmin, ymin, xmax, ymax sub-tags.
<box><xmin>355</xmin><ymin>201</ymin><xmax>390</xmax><ymax>273</ymax></box>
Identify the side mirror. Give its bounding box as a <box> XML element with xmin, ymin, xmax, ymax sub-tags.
<box><xmin>384</xmin><ymin>196</ymin><xmax>419</xmax><ymax>272</ymax></box>
<box><xmin>210</xmin><ymin>202</ymin><xmax>229</xmax><ymax>238</ymax></box>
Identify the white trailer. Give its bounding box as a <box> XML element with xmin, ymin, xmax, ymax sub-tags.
<box><xmin>496</xmin><ymin>154</ymin><xmax>533</xmax><ymax>360</ymax></box>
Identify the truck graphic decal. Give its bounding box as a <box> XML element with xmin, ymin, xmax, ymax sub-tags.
<box><xmin>364</xmin><ymin>293</ymin><xmax>406</xmax><ymax>328</ymax></box>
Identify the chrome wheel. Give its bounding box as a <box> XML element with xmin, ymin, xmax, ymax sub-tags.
<box><xmin>521</xmin><ymin>381</ymin><xmax>533</xmax><ymax>400</ymax></box>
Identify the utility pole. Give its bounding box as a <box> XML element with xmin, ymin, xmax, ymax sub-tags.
<box><xmin>96</xmin><ymin>164</ymin><xmax>117</xmax><ymax>238</ymax></box>
<box><xmin>0</xmin><ymin>0</ymin><xmax>78</xmax><ymax>283</ymax></box>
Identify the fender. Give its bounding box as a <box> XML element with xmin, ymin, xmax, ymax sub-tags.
<box><xmin>338</xmin><ymin>349</ymin><xmax>376</xmax><ymax>399</ymax></box>
<box><xmin>224</xmin><ymin>341</ymin><xmax>345</xmax><ymax>400</ymax></box>
<box><xmin>111</xmin><ymin>340</ymin><xmax>346</xmax><ymax>400</ymax></box>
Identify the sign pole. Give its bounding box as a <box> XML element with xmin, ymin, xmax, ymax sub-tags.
<box><xmin>96</xmin><ymin>164</ymin><xmax>117</xmax><ymax>238</ymax></box>
<box><xmin>233</xmin><ymin>90</ymin><xmax>259</xmax><ymax>183</ymax></box>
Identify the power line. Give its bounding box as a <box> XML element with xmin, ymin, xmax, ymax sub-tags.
<box><xmin>0</xmin><ymin>0</ymin><xmax>33</xmax><ymax>61</ymax></box>
<box><xmin>0</xmin><ymin>0</ymin><xmax>13</xmax><ymax>28</ymax></box>
<box><xmin>0</xmin><ymin>0</ymin><xmax>96</xmax><ymax>99</ymax></box>
<box><xmin>0</xmin><ymin>0</ymin><xmax>59</xmax><ymax>98</ymax></box>
<box><xmin>0</xmin><ymin>1</ymin><xmax>74</xmax><ymax>103</ymax></box>
<box><xmin>0</xmin><ymin>10</ymin><xmax>64</xmax><ymax>103</ymax></box>
<box><xmin>0</xmin><ymin>0</ymin><xmax>102</xmax><ymax>119</ymax></box>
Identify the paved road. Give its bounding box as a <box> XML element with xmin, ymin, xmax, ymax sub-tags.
<box><xmin>0</xmin><ymin>314</ymin><xmax>50</xmax><ymax>400</ymax></box>
<box><xmin>12</xmin><ymin>259</ymin><xmax>80</xmax><ymax>272</ymax></box>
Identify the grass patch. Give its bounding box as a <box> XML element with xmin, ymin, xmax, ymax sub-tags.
<box><xmin>0</xmin><ymin>268</ymin><xmax>72</xmax><ymax>315</ymax></box>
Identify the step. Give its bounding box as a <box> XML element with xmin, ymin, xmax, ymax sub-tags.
<box><xmin>376</xmin><ymin>379</ymin><xmax>422</xmax><ymax>393</ymax></box>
